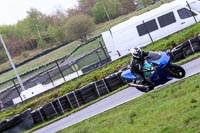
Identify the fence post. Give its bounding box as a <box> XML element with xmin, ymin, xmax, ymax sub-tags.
<box><xmin>186</xmin><ymin>1</ymin><xmax>197</xmax><ymax>23</ymax></box>
<box><xmin>95</xmin><ymin>49</ymin><xmax>102</xmax><ymax>63</ymax></box>
<box><xmin>47</xmin><ymin>71</ymin><xmax>54</xmax><ymax>86</ymax></box>
<box><xmin>99</xmin><ymin>41</ymin><xmax>110</xmax><ymax>62</ymax></box>
<box><xmin>55</xmin><ymin>61</ymin><xmax>66</xmax><ymax>82</ymax></box>
<box><xmin>71</xmin><ymin>61</ymin><xmax>79</xmax><ymax>76</ymax></box>
<box><xmin>12</xmin><ymin>80</ymin><xmax>23</xmax><ymax>101</ymax></box>
<box><xmin>143</xmin><ymin>21</ymin><xmax>154</xmax><ymax>43</ymax></box>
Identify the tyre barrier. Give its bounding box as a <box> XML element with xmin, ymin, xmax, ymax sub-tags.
<box><xmin>66</xmin><ymin>90</ymin><xmax>84</xmax><ymax>109</ymax></box>
<box><xmin>52</xmin><ymin>97</ymin><xmax>70</xmax><ymax>114</ymax></box>
<box><xmin>94</xmin><ymin>79</ymin><xmax>110</xmax><ymax>96</ymax></box>
<box><xmin>56</xmin><ymin>95</ymin><xmax>72</xmax><ymax>113</ymax></box>
<box><xmin>74</xmin><ymin>89</ymin><xmax>85</xmax><ymax>106</ymax></box>
<box><xmin>116</xmin><ymin>71</ymin><xmax>128</xmax><ymax>85</ymax></box>
<box><xmin>52</xmin><ymin>99</ymin><xmax>65</xmax><ymax>114</ymax></box>
<box><xmin>104</xmin><ymin>73</ymin><xmax>124</xmax><ymax>92</ymax></box>
<box><xmin>170</xmin><ymin>44</ymin><xmax>185</xmax><ymax>62</ymax></box>
<box><xmin>170</xmin><ymin>35</ymin><xmax>200</xmax><ymax>61</ymax></box>
<box><xmin>0</xmin><ymin>108</ymin><xmax>34</xmax><ymax>133</ymax></box>
<box><xmin>182</xmin><ymin>40</ymin><xmax>194</xmax><ymax>57</ymax></box>
<box><xmin>198</xmin><ymin>34</ymin><xmax>200</xmax><ymax>41</ymax></box>
<box><xmin>181</xmin><ymin>38</ymin><xmax>200</xmax><ymax>57</ymax></box>
<box><xmin>189</xmin><ymin>37</ymin><xmax>200</xmax><ymax>52</ymax></box>
<box><xmin>41</xmin><ymin>102</ymin><xmax>58</xmax><ymax>120</ymax></box>
<box><xmin>31</xmin><ymin>108</ymin><xmax>45</xmax><ymax>125</ymax></box>
<box><xmin>79</xmin><ymin>83</ymin><xmax>99</xmax><ymax>104</ymax></box>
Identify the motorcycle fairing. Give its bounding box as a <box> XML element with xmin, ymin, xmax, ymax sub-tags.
<box><xmin>121</xmin><ymin>52</ymin><xmax>173</xmax><ymax>86</ymax></box>
<box><xmin>121</xmin><ymin>69</ymin><xmax>136</xmax><ymax>80</ymax></box>
<box><xmin>148</xmin><ymin>52</ymin><xmax>172</xmax><ymax>85</ymax></box>
<box><xmin>147</xmin><ymin>52</ymin><xmax>170</xmax><ymax>68</ymax></box>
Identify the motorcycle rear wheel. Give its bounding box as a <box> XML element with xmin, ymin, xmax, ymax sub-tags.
<box><xmin>166</xmin><ymin>63</ymin><xmax>185</xmax><ymax>79</ymax></box>
<box><xmin>134</xmin><ymin>80</ymin><xmax>154</xmax><ymax>93</ymax></box>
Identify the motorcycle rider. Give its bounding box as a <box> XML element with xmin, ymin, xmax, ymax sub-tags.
<box><xmin>130</xmin><ymin>47</ymin><xmax>153</xmax><ymax>91</ymax></box>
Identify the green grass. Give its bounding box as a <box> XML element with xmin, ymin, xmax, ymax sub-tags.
<box><xmin>58</xmin><ymin>73</ymin><xmax>200</xmax><ymax>133</ymax></box>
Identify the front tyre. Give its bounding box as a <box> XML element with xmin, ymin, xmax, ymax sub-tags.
<box><xmin>166</xmin><ymin>63</ymin><xmax>185</xmax><ymax>79</ymax></box>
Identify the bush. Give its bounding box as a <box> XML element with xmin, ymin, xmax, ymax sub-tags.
<box><xmin>21</xmin><ymin>51</ymin><xmax>29</xmax><ymax>58</ymax></box>
<box><xmin>37</xmin><ymin>39</ymin><xmax>47</xmax><ymax>48</ymax></box>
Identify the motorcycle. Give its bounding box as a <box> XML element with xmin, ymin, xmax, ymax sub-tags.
<box><xmin>121</xmin><ymin>51</ymin><xmax>186</xmax><ymax>92</ymax></box>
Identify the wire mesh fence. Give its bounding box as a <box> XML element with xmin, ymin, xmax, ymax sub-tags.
<box><xmin>0</xmin><ymin>36</ymin><xmax>111</xmax><ymax>106</ymax></box>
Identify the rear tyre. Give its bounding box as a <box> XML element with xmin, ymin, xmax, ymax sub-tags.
<box><xmin>166</xmin><ymin>63</ymin><xmax>185</xmax><ymax>79</ymax></box>
<box><xmin>135</xmin><ymin>80</ymin><xmax>154</xmax><ymax>93</ymax></box>
<box><xmin>136</xmin><ymin>86</ymin><xmax>154</xmax><ymax>93</ymax></box>
<box><xmin>192</xmin><ymin>42</ymin><xmax>200</xmax><ymax>52</ymax></box>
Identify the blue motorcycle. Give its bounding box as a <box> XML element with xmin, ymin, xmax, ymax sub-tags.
<box><xmin>121</xmin><ymin>52</ymin><xmax>186</xmax><ymax>92</ymax></box>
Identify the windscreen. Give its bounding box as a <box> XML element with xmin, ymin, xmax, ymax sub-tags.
<box><xmin>147</xmin><ymin>52</ymin><xmax>161</xmax><ymax>61</ymax></box>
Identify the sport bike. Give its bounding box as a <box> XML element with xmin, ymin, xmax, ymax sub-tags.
<box><xmin>121</xmin><ymin>52</ymin><xmax>186</xmax><ymax>92</ymax></box>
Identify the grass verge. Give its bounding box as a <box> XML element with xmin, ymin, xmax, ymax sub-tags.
<box><xmin>58</xmin><ymin>72</ymin><xmax>200</xmax><ymax>133</ymax></box>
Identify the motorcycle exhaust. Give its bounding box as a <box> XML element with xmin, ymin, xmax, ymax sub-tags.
<box><xmin>128</xmin><ymin>83</ymin><xmax>149</xmax><ymax>89</ymax></box>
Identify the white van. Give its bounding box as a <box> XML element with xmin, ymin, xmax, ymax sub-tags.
<box><xmin>101</xmin><ymin>0</ymin><xmax>200</xmax><ymax>60</ymax></box>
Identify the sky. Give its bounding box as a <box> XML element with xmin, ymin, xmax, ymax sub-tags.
<box><xmin>0</xmin><ymin>0</ymin><xmax>78</xmax><ymax>26</ymax></box>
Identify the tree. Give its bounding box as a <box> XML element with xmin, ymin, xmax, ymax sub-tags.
<box><xmin>48</xmin><ymin>10</ymin><xmax>66</xmax><ymax>27</ymax></box>
<box><xmin>117</xmin><ymin>0</ymin><xmax>136</xmax><ymax>15</ymax></box>
<box><xmin>92</xmin><ymin>0</ymin><xmax>119</xmax><ymax>23</ymax></box>
<box><xmin>16</xmin><ymin>19</ymin><xmax>37</xmax><ymax>50</ymax></box>
<box><xmin>27</xmin><ymin>8</ymin><xmax>54</xmax><ymax>48</ymax></box>
<box><xmin>138</xmin><ymin>0</ymin><xmax>153</xmax><ymax>8</ymax></box>
<box><xmin>45</xmin><ymin>10</ymin><xmax>68</xmax><ymax>44</ymax></box>
<box><xmin>78</xmin><ymin>0</ymin><xmax>96</xmax><ymax>16</ymax></box>
<box><xmin>64</xmin><ymin>14</ymin><xmax>95</xmax><ymax>42</ymax></box>
<box><xmin>67</xmin><ymin>8</ymin><xmax>81</xmax><ymax>17</ymax></box>
<box><xmin>0</xmin><ymin>46</ymin><xmax>7</xmax><ymax>64</ymax></box>
<box><xmin>0</xmin><ymin>25</ymin><xmax>26</xmax><ymax>56</ymax></box>
<box><xmin>27</xmin><ymin>8</ymin><xmax>43</xmax><ymax>40</ymax></box>
<box><xmin>47</xmin><ymin>25</ymin><xmax>66</xmax><ymax>43</ymax></box>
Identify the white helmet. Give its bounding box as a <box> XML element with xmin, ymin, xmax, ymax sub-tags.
<box><xmin>130</xmin><ymin>47</ymin><xmax>142</xmax><ymax>59</ymax></box>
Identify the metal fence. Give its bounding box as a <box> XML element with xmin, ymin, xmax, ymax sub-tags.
<box><xmin>0</xmin><ymin>36</ymin><xmax>111</xmax><ymax>106</ymax></box>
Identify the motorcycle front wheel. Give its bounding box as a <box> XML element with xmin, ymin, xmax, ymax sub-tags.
<box><xmin>166</xmin><ymin>63</ymin><xmax>185</xmax><ymax>79</ymax></box>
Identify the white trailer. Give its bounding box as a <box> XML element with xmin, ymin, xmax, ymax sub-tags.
<box><xmin>102</xmin><ymin>0</ymin><xmax>200</xmax><ymax>60</ymax></box>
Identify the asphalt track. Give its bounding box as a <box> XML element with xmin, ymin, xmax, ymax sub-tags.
<box><xmin>34</xmin><ymin>57</ymin><xmax>200</xmax><ymax>133</ymax></box>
